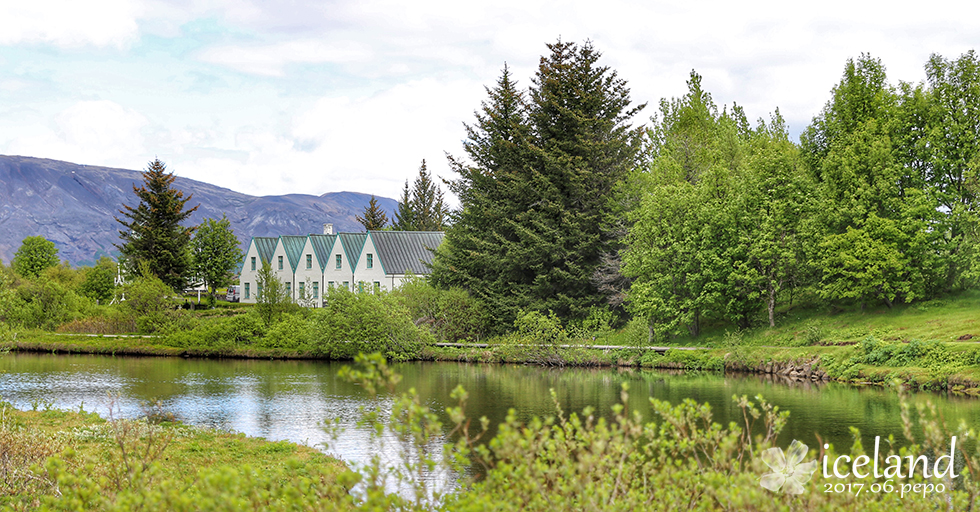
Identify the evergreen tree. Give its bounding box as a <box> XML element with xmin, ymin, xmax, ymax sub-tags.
<box><xmin>393</xmin><ymin>160</ymin><xmax>448</xmax><ymax>231</ymax></box>
<box><xmin>356</xmin><ymin>196</ymin><xmax>390</xmax><ymax>231</ymax></box>
<box><xmin>116</xmin><ymin>158</ymin><xmax>199</xmax><ymax>292</ymax></box>
<box><xmin>432</xmin><ymin>41</ymin><xmax>644</xmax><ymax>327</ymax></box>
<box><xmin>393</xmin><ymin>181</ymin><xmax>416</xmax><ymax>230</ymax></box>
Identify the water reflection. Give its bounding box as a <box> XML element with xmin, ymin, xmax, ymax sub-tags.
<box><xmin>1</xmin><ymin>352</ymin><xmax>977</xmax><ymax>467</ymax></box>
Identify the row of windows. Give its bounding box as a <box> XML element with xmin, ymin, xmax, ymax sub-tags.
<box><xmin>249</xmin><ymin>253</ymin><xmax>375</xmax><ymax>271</ymax></box>
<box><xmin>242</xmin><ymin>281</ymin><xmax>382</xmax><ymax>300</ymax></box>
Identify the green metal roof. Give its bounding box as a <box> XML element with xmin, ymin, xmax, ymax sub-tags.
<box><xmin>369</xmin><ymin>231</ymin><xmax>444</xmax><ymax>275</ymax></box>
<box><xmin>338</xmin><ymin>233</ymin><xmax>368</xmax><ymax>269</ymax></box>
<box><xmin>254</xmin><ymin>237</ymin><xmax>279</xmax><ymax>263</ymax></box>
<box><xmin>241</xmin><ymin>236</ymin><xmax>279</xmax><ymax>273</ymax></box>
<box><xmin>279</xmin><ymin>235</ymin><xmax>308</xmax><ymax>271</ymax></box>
<box><xmin>308</xmin><ymin>234</ymin><xmax>336</xmax><ymax>271</ymax></box>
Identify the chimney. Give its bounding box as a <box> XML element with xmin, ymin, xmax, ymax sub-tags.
<box><xmin>323</xmin><ymin>223</ymin><xmax>334</xmax><ymax>235</ymax></box>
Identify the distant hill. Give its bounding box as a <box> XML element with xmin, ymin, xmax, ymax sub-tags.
<box><xmin>0</xmin><ymin>155</ymin><xmax>399</xmax><ymax>266</ymax></box>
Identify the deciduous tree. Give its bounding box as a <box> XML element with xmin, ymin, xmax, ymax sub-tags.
<box><xmin>191</xmin><ymin>215</ymin><xmax>244</xmax><ymax>306</ymax></box>
<box><xmin>11</xmin><ymin>236</ymin><xmax>59</xmax><ymax>279</ymax></box>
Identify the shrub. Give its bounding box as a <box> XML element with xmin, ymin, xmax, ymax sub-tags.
<box><xmin>120</xmin><ymin>269</ymin><xmax>181</xmax><ymax>334</ymax></box>
<box><xmin>392</xmin><ymin>278</ymin><xmax>488</xmax><ymax>342</ymax></box>
<box><xmin>6</xmin><ymin>278</ymin><xmax>91</xmax><ymax>330</ymax></box>
<box><xmin>308</xmin><ymin>289</ymin><xmax>433</xmax><ymax>360</ymax></box>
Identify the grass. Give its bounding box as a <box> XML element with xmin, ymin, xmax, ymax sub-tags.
<box><xmin>0</xmin><ymin>400</ymin><xmax>348</xmax><ymax>509</ymax></box>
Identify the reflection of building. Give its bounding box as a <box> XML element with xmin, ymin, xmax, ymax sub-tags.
<box><xmin>238</xmin><ymin>223</ymin><xmax>444</xmax><ymax>304</ymax></box>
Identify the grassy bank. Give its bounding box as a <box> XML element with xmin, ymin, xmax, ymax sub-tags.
<box><xmin>5</xmin><ymin>290</ymin><xmax>979</xmax><ymax>393</ymax></box>
<box><xmin>0</xmin><ymin>401</ymin><xmax>349</xmax><ymax>510</ymax></box>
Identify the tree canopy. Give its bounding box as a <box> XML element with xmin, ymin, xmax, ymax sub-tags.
<box><xmin>191</xmin><ymin>215</ymin><xmax>244</xmax><ymax>306</ymax></box>
<box><xmin>12</xmin><ymin>236</ymin><xmax>60</xmax><ymax>279</ymax></box>
<box><xmin>116</xmin><ymin>158</ymin><xmax>199</xmax><ymax>292</ymax></box>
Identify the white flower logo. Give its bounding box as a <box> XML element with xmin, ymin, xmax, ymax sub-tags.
<box><xmin>759</xmin><ymin>439</ymin><xmax>818</xmax><ymax>494</ymax></box>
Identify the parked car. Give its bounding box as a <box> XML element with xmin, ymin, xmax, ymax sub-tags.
<box><xmin>226</xmin><ymin>285</ymin><xmax>241</xmax><ymax>302</ymax></box>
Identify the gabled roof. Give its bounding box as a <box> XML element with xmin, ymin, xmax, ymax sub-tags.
<box><xmin>308</xmin><ymin>234</ymin><xmax>336</xmax><ymax>271</ymax></box>
<box><xmin>338</xmin><ymin>233</ymin><xmax>368</xmax><ymax>268</ymax></box>
<box><xmin>369</xmin><ymin>231</ymin><xmax>444</xmax><ymax>275</ymax></box>
<box><xmin>279</xmin><ymin>235</ymin><xmax>308</xmax><ymax>271</ymax></box>
<box><xmin>253</xmin><ymin>237</ymin><xmax>279</xmax><ymax>264</ymax></box>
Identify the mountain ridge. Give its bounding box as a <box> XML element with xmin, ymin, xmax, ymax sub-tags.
<box><xmin>0</xmin><ymin>155</ymin><xmax>398</xmax><ymax>266</ymax></box>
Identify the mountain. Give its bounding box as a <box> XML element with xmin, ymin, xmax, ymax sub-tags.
<box><xmin>0</xmin><ymin>155</ymin><xmax>399</xmax><ymax>266</ymax></box>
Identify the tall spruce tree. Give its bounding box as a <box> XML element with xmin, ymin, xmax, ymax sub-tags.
<box><xmin>356</xmin><ymin>195</ymin><xmax>390</xmax><ymax>230</ymax></box>
<box><xmin>432</xmin><ymin>41</ymin><xmax>644</xmax><ymax>327</ymax></box>
<box><xmin>393</xmin><ymin>160</ymin><xmax>448</xmax><ymax>231</ymax></box>
<box><xmin>116</xmin><ymin>158</ymin><xmax>199</xmax><ymax>292</ymax></box>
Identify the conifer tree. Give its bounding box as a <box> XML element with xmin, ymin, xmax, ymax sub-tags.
<box><xmin>393</xmin><ymin>160</ymin><xmax>448</xmax><ymax>231</ymax></box>
<box><xmin>356</xmin><ymin>195</ymin><xmax>390</xmax><ymax>231</ymax></box>
<box><xmin>116</xmin><ymin>158</ymin><xmax>199</xmax><ymax>292</ymax></box>
<box><xmin>432</xmin><ymin>41</ymin><xmax>644</xmax><ymax>327</ymax></box>
<box><xmin>393</xmin><ymin>181</ymin><xmax>416</xmax><ymax>230</ymax></box>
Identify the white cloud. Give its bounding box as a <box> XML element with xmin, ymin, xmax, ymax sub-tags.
<box><xmin>197</xmin><ymin>40</ymin><xmax>372</xmax><ymax>76</ymax></box>
<box><xmin>4</xmin><ymin>0</ymin><xmax>980</xmax><ymax>204</ymax></box>
<box><xmin>0</xmin><ymin>0</ymin><xmax>142</xmax><ymax>48</ymax></box>
<box><xmin>6</xmin><ymin>100</ymin><xmax>148</xmax><ymax>166</ymax></box>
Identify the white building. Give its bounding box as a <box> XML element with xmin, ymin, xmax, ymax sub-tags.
<box><xmin>239</xmin><ymin>225</ymin><xmax>444</xmax><ymax>305</ymax></box>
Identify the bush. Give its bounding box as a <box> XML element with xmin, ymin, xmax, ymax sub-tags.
<box><xmin>120</xmin><ymin>270</ymin><xmax>181</xmax><ymax>334</ymax></box>
<box><xmin>6</xmin><ymin>278</ymin><xmax>92</xmax><ymax>330</ymax></box>
<box><xmin>308</xmin><ymin>289</ymin><xmax>432</xmax><ymax>360</ymax></box>
<box><xmin>392</xmin><ymin>278</ymin><xmax>488</xmax><ymax>342</ymax></box>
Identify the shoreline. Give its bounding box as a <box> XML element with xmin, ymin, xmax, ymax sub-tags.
<box><xmin>8</xmin><ymin>335</ymin><xmax>980</xmax><ymax>396</ymax></box>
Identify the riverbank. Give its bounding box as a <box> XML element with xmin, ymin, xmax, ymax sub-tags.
<box><xmin>0</xmin><ymin>400</ymin><xmax>350</xmax><ymax>509</ymax></box>
<box><xmin>4</xmin><ymin>289</ymin><xmax>979</xmax><ymax>394</ymax></box>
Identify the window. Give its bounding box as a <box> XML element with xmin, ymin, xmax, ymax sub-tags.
<box><xmin>257</xmin><ymin>284</ymin><xmax>263</xmax><ymax>297</ymax></box>
<box><xmin>278</xmin><ymin>255</ymin><xmax>283</xmax><ymax>270</ymax></box>
<box><xmin>373</xmin><ymin>281</ymin><xmax>380</xmax><ymax>294</ymax></box>
<box><xmin>342</xmin><ymin>281</ymin><xmax>349</xmax><ymax>290</ymax></box>
<box><xmin>312</xmin><ymin>282</ymin><xmax>319</xmax><ymax>299</ymax></box>
<box><xmin>328</xmin><ymin>281</ymin><xmax>334</xmax><ymax>289</ymax></box>
<box><xmin>299</xmin><ymin>282</ymin><xmax>305</xmax><ymax>297</ymax></box>
<box><xmin>251</xmin><ymin>257</ymin><xmax>256</xmax><ymax>271</ymax></box>
<box><xmin>358</xmin><ymin>281</ymin><xmax>364</xmax><ymax>293</ymax></box>
<box><xmin>244</xmin><ymin>283</ymin><xmax>250</xmax><ymax>299</ymax></box>
<box><xmin>335</xmin><ymin>254</ymin><xmax>342</xmax><ymax>269</ymax></box>
<box><xmin>286</xmin><ymin>282</ymin><xmax>291</xmax><ymax>295</ymax></box>
<box><xmin>306</xmin><ymin>254</ymin><xmax>312</xmax><ymax>269</ymax></box>
<box><xmin>367</xmin><ymin>253</ymin><xmax>373</xmax><ymax>269</ymax></box>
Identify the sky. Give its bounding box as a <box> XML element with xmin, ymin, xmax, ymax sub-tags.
<box><xmin>2</xmin><ymin>0</ymin><xmax>979</xmax><ymax>202</ymax></box>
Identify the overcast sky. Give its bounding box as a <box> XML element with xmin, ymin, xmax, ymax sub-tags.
<box><xmin>2</xmin><ymin>1</ymin><xmax>978</xmax><ymax>202</ymax></box>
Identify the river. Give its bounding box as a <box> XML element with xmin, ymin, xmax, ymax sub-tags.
<box><xmin>1</xmin><ymin>352</ymin><xmax>977</xmax><ymax>471</ymax></box>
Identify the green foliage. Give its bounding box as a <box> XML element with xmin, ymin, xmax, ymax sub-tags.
<box><xmin>4</xmin><ymin>277</ymin><xmax>91</xmax><ymax>330</ymax></box>
<box><xmin>116</xmin><ymin>158</ymin><xmax>199</xmax><ymax>292</ymax></box>
<box><xmin>191</xmin><ymin>215</ymin><xmax>244</xmax><ymax>307</ymax></box>
<box><xmin>254</xmin><ymin>260</ymin><xmax>296</xmax><ymax>326</ymax></box>
<box><xmin>79</xmin><ymin>257</ymin><xmax>117</xmax><ymax>304</ymax></box>
<box><xmin>11</xmin><ymin>236</ymin><xmax>59</xmax><ymax>279</ymax></box>
<box><xmin>391</xmin><ymin>277</ymin><xmax>487</xmax><ymax>342</ymax></box>
<box><xmin>355</xmin><ymin>195</ymin><xmax>390</xmax><ymax>231</ymax></box>
<box><xmin>307</xmin><ymin>288</ymin><xmax>433</xmax><ymax>360</ymax></box>
<box><xmin>121</xmin><ymin>263</ymin><xmax>180</xmax><ymax>334</ymax></box>
<box><xmin>624</xmin><ymin>73</ymin><xmax>811</xmax><ymax>336</ymax></box>
<box><xmin>432</xmin><ymin>41</ymin><xmax>644</xmax><ymax>328</ymax></box>
<box><xmin>514</xmin><ymin>309</ymin><xmax>568</xmax><ymax>346</ymax></box>
<box><xmin>393</xmin><ymin>160</ymin><xmax>447</xmax><ymax>231</ymax></box>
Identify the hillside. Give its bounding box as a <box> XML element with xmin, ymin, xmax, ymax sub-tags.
<box><xmin>0</xmin><ymin>155</ymin><xmax>398</xmax><ymax>266</ymax></box>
